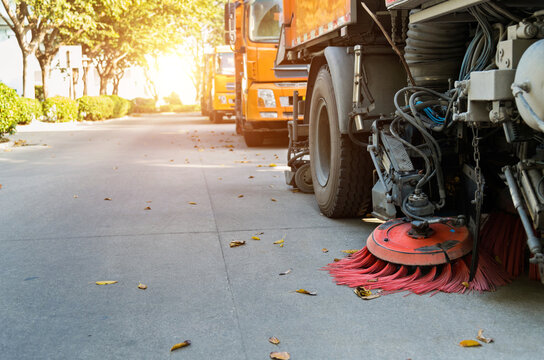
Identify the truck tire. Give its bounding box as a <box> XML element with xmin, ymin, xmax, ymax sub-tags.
<box><xmin>294</xmin><ymin>163</ymin><xmax>314</xmax><ymax>193</ymax></box>
<box><xmin>210</xmin><ymin>111</ymin><xmax>223</xmax><ymax>123</ymax></box>
<box><xmin>243</xmin><ymin>131</ymin><xmax>264</xmax><ymax>147</ymax></box>
<box><xmin>309</xmin><ymin>66</ymin><xmax>372</xmax><ymax>218</ymax></box>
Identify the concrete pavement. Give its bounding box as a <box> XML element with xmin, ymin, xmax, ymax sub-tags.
<box><xmin>1</xmin><ymin>113</ymin><xmax>543</xmax><ymax>359</ymax></box>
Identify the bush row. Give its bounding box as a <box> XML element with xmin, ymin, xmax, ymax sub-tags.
<box><xmin>1</xmin><ymin>83</ymin><xmax>44</xmax><ymax>136</ymax></box>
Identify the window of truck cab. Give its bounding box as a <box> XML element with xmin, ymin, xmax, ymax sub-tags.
<box><xmin>248</xmin><ymin>0</ymin><xmax>282</xmax><ymax>43</ymax></box>
<box><xmin>217</xmin><ymin>52</ymin><xmax>235</xmax><ymax>75</ymax></box>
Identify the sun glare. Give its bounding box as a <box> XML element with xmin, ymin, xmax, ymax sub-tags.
<box><xmin>155</xmin><ymin>54</ymin><xmax>196</xmax><ymax>105</ymax></box>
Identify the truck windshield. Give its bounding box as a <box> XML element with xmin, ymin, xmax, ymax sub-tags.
<box><xmin>248</xmin><ymin>0</ymin><xmax>282</xmax><ymax>43</ymax></box>
<box><xmin>217</xmin><ymin>52</ymin><xmax>234</xmax><ymax>75</ymax></box>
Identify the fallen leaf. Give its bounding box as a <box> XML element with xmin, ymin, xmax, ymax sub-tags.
<box><xmin>248</xmin><ymin>176</ymin><xmax>254</xmax><ymax>179</ymax></box>
<box><xmin>144</xmin><ymin>207</ymin><xmax>151</xmax><ymax>210</ymax></box>
<box><xmin>238</xmin><ymin>194</ymin><xmax>244</xmax><ymax>198</ymax></box>
<box><xmin>269</xmin><ymin>163</ymin><xmax>277</xmax><ymax>167</ymax></box>
<box><xmin>462</xmin><ymin>281</ymin><xmax>470</xmax><ymax>288</ymax></box>
<box><xmin>170</xmin><ymin>159</ymin><xmax>174</xmax><ymax>162</ymax></box>
<box><xmin>270</xmin><ymin>198</ymin><xmax>277</xmax><ymax>202</ymax></box>
<box><xmin>257</xmin><ymin>165</ymin><xmax>263</xmax><ymax>167</ymax></box>
<box><xmin>459</xmin><ymin>340</ymin><xmax>481</xmax><ymax>347</ymax></box>
<box><xmin>251</xmin><ymin>236</ymin><xmax>261</xmax><ymax>240</ymax></box>
<box><xmin>138</xmin><ymin>283</ymin><xmax>147</xmax><ymax>290</ymax></box>
<box><xmin>291</xmin><ymin>189</ymin><xmax>300</xmax><ymax>193</ymax></box>
<box><xmin>295</xmin><ymin>289</ymin><xmax>317</xmax><ymax>296</ymax></box>
<box><xmin>96</xmin><ymin>281</ymin><xmax>117</xmax><ymax>285</ymax></box>
<box><xmin>73</xmin><ymin>195</ymin><xmax>78</xmax><ymax>198</ymax></box>
<box><xmin>170</xmin><ymin>340</ymin><xmax>191</xmax><ymax>351</ymax></box>
<box><xmin>273</xmin><ymin>239</ymin><xmax>284</xmax><ymax>245</ymax></box>
<box><xmin>113</xmin><ymin>166</ymin><xmax>118</xmax><ymax>170</ymax></box>
<box><xmin>333</xmin><ymin>258</ymin><xmax>341</xmax><ymax>262</ymax></box>
<box><xmin>146</xmin><ymin>201</ymin><xmax>152</xmax><ymax>203</ymax></box>
<box><xmin>230</xmin><ymin>240</ymin><xmax>246</xmax><ymax>248</ymax></box>
<box><xmin>279</xmin><ymin>269</ymin><xmax>292</xmax><ymax>275</ymax></box>
<box><xmin>322</xmin><ymin>248</ymin><xmax>328</xmax><ymax>253</ymax></box>
<box><xmin>279</xmin><ymin>244</ymin><xmax>284</xmax><ymax>247</ymax></box>
<box><xmin>255</xmin><ymin>232</ymin><xmax>264</xmax><ymax>236</ymax></box>
<box><xmin>476</xmin><ymin>329</ymin><xmax>493</xmax><ymax>343</ymax></box>
<box><xmin>269</xmin><ymin>337</ymin><xmax>280</xmax><ymax>345</ymax></box>
<box><xmin>218</xmin><ymin>177</ymin><xmax>222</xmax><ymax>180</ymax></box>
<box><xmin>341</xmin><ymin>249</ymin><xmax>359</xmax><ymax>254</ymax></box>
<box><xmin>188</xmin><ymin>202</ymin><xmax>197</xmax><ymax>205</ymax></box>
<box><xmin>270</xmin><ymin>352</ymin><xmax>290</xmax><ymax>360</ymax></box>
<box><xmin>104</xmin><ymin>198</ymin><xmax>112</xmax><ymax>201</ymax></box>
<box><xmin>13</xmin><ymin>139</ymin><xmax>27</xmax><ymax>147</ymax></box>
<box><xmin>354</xmin><ymin>286</ymin><xmax>381</xmax><ymax>300</ymax></box>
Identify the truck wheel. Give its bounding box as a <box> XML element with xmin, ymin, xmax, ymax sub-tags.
<box><xmin>243</xmin><ymin>131</ymin><xmax>264</xmax><ymax>147</ymax></box>
<box><xmin>295</xmin><ymin>163</ymin><xmax>314</xmax><ymax>193</ymax></box>
<box><xmin>210</xmin><ymin>111</ymin><xmax>223</xmax><ymax>123</ymax></box>
<box><xmin>309</xmin><ymin>66</ymin><xmax>372</xmax><ymax>218</ymax></box>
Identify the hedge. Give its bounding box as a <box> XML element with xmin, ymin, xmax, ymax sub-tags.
<box><xmin>108</xmin><ymin>95</ymin><xmax>131</xmax><ymax>118</ymax></box>
<box><xmin>78</xmin><ymin>95</ymin><xmax>114</xmax><ymax>121</ymax></box>
<box><xmin>17</xmin><ymin>98</ymin><xmax>42</xmax><ymax>125</ymax></box>
<box><xmin>131</xmin><ymin>97</ymin><xmax>157</xmax><ymax>113</ymax></box>
<box><xmin>43</xmin><ymin>96</ymin><xmax>78</xmax><ymax>122</ymax></box>
<box><xmin>0</xmin><ymin>82</ymin><xmax>19</xmax><ymax>136</ymax></box>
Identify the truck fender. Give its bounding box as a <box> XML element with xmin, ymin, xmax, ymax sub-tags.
<box><xmin>324</xmin><ymin>47</ymin><xmax>353</xmax><ymax>134</ymax></box>
<box><xmin>303</xmin><ymin>55</ymin><xmax>326</xmax><ymax>125</ymax></box>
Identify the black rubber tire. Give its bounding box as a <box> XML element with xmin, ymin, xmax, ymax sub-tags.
<box><xmin>294</xmin><ymin>163</ymin><xmax>314</xmax><ymax>193</ymax></box>
<box><xmin>243</xmin><ymin>131</ymin><xmax>264</xmax><ymax>147</ymax></box>
<box><xmin>210</xmin><ymin>111</ymin><xmax>223</xmax><ymax>123</ymax></box>
<box><xmin>309</xmin><ymin>66</ymin><xmax>373</xmax><ymax>218</ymax></box>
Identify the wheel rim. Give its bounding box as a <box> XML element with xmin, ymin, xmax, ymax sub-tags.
<box><xmin>314</xmin><ymin>98</ymin><xmax>331</xmax><ymax>187</ymax></box>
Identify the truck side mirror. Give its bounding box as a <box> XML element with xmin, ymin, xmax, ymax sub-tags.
<box><xmin>224</xmin><ymin>2</ymin><xmax>235</xmax><ymax>45</ymax></box>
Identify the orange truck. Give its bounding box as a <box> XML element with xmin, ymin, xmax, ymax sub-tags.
<box><xmin>224</xmin><ymin>0</ymin><xmax>307</xmax><ymax>146</ymax></box>
<box><xmin>200</xmin><ymin>46</ymin><xmax>236</xmax><ymax>123</ymax></box>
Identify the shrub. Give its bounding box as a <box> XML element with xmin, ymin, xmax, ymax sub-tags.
<box><xmin>43</xmin><ymin>96</ymin><xmax>78</xmax><ymax>122</ymax></box>
<box><xmin>131</xmin><ymin>97</ymin><xmax>156</xmax><ymax>113</ymax></box>
<box><xmin>0</xmin><ymin>82</ymin><xmax>19</xmax><ymax>136</ymax></box>
<box><xmin>107</xmin><ymin>95</ymin><xmax>131</xmax><ymax>118</ymax></box>
<box><xmin>17</xmin><ymin>98</ymin><xmax>42</xmax><ymax>125</ymax></box>
<box><xmin>159</xmin><ymin>104</ymin><xmax>173</xmax><ymax>112</ymax></box>
<box><xmin>164</xmin><ymin>92</ymin><xmax>182</xmax><ymax>105</ymax></box>
<box><xmin>77</xmin><ymin>95</ymin><xmax>114</xmax><ymax>121</ymax></box>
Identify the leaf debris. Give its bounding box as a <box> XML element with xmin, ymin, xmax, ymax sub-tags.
<box><xmin>476</xmin><ymin>329</ymin><xmax>493</xmax><ymax>344</ymax></box>
<box><xmin>270</xmin><ymin>352</ymin><xmax>290</xmax><ymax>360</ymax></box>
<box><xmin>459</xmin><ymin>340</ymin><xmax>481</xmax><ymax>347</ymax></box>
<box><xmin>96</xmin><ymin>281</ymin><xmax>117</xmax><ymax>285</ymax></box>
<box><xmin>138</xmin><ymin>283</ymin><xmax>147</xmax><ymax>290</ymax></box>
<box><xmin>230</xmin><ymin>240</ymin><xmax>246</xmax><ymax>248</ymax></box>
<box><xmin>295</xmin><ymin>289</ymin><xmax>317</xmax><ymax>296</ymax></box>
<box><xmin>354</xmin><ymin>286</ymin><xmax>381</xmax><ymax>300</ymax></box>
<box><xmin>170</xmin><ymin>340</ymin><xmax>191</xmax><ymax>352</ymax></box>
<box><xmin>268</xmin><ymin>337</ymin><xmax>280</xmax><ymax>345</ymax></box>
<box><xmin>279</xmin><ymin>269</ymin><xmax>292</xmax><ymax>276</ymax></box>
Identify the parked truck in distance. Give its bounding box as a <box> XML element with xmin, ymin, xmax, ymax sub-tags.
<box><xmin>200</xmin><ymin>46</ymin><xmax>236</xmax><ymax>123</ymax></box>
<box><xmin>224</xmin><ymin>0</ymin><xmax>308</xmax><ymax>147</ymax></box>
<box><xmin>277</xmin><ymin>0</ymin><xmax>544</xmax><ymax>275</ymax></box>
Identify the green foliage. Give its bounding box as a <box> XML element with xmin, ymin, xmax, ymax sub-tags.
<box><xmin>158</xmin><ymin>104</ymin><xmax>199</xmax><ymax>113</ymax></box>
<box><xmin>108</xmin><ymin>95</ymin><xmax>131</xmax><ymax>118</ymax></box>
<box><xmin>0</xmin><ymin>83</ymin><xmax>19</xmax><ymax>136</ymax></box>
<box><xmin>17</xmin><ymin>98</ymin><xmax>43</xmax><ymax>125</ymax></box>
<box><xmin>131</xmin><ymin>98</ymin><xmax>157</xmax><ymax>113</ymax></box>
<box><xmin>164</xmin><ymin>92</ymin><xmax>182</xmax><ymax>105</ymax></box>
<box><xmin>77</xmin><ymin>95</ymin><xmax>114</xmax><ymax>121</ymax></box>
<box><xmin>43</xmin><ymin>96</ymin><xmax>78</xmax><ymax>122</ymax></box>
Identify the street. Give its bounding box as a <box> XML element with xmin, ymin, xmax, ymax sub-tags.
<box><xmin>1</xmin><ymin>113</ymin><xmax>543</xmax><ymax>359</ymax></box>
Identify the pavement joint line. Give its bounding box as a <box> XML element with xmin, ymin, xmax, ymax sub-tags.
<box><xmin>201</xmin><ymin>157</ymin><xmax>250</xmax><ymax>360</ymax></box>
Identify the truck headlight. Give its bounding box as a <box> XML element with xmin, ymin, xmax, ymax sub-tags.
<box><xmin>218</xmin><ymin>95</ymin><xmax>227</xmax><ymax>104</ymax></box>
<box><xmin>257</xmin><ymin>89</ymin><xmax>276</xmax><ymax>108</ymax></box>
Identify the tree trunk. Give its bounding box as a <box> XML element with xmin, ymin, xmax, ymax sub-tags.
<box><xmin>38</xmin><ymin>58</ymin><xmax>52</xmax><ymax>99</ymax></box>
<box><xmin>22</xmin><ymin>52</ymin><xmax>35</xmax><ymax>99</ymax></box>
<box><xmin>99</xmin><ymin>75</ymin><xmax>108</xmax><ymax>95</ymax></box>
<box><xmin>82</xmin><ymin>65</ymin><xmax>89</xmax><ymax>96</ymax></box>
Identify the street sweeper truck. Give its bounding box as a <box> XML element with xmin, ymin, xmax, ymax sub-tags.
<box><xmin>200</xmin><ymin>46</ymin><xmax>236</xmax><ymax>123</ymax></box>
<box><xmin>224</xmin><ymin>0</ymin><xmax>307</xmax><ymax>146</ymax></box>
<box><xmin>277</xmin><ymin>0</ymin><xmax>544</xmax><ymax>292</ymax></box>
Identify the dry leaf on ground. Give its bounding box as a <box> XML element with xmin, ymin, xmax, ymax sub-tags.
<box><xmin>144</xmin><ymin>207</ymin><xmax>151</xmax><ymax>210</ymax></box>
<box><xmin>96</xmin><ymin>281</ymin><xmax>117</xmax><ymax>285</ymax></box>
<box><xmin>295</xmin><ymin>289</ymin><xmax>317</xmax><ymax>296</ymax></box>
<box><xmin>188</xmin><ymin>202</ymin><xmax>197</xmax><ymax>205</ymax></box>
<box><xmin>13</xmin><ymin>139</ymin><xmax>27</xmax><ymax>147</ymax></box>
<box><xmin>476</xmin><ymin>329</ymin><xmax>493</xmax><ymax>343</ymax></box>
<box><xmin>251</xmin><ymin>236</ymin><xmax>260</xmax><ymax>240</ymax></box>
<box><xmin>279</xmin><ymin>269</ymin><xmax>292</xmax><ymax>275</ymax></box>
<box><xmin>273</xmin><ymin>238</ymin><xmax>285</xmax><ymax>245</ymax></box>
<box><xmin>333</xmin><ymin>258</ymin><xmax>341</xmax><ymax>262</ymax></box>
<box><xmin>230</xmin><ymin>241</ymin><xmax>246</xmax><ymax>248</ymax></box>
<box><xmin>138</xmin><ymin>283</ymin><xmax>147</xmax><ymax>290</ymax></box>
<box><xmin>269</xmin><ymin>163</ymin><xmax>277</xmax><ymax>167</ymax></box>
<box><xmin>322</xmin><ymin>248</ymin><xmax>328</xmax><ymax>253</ymax></box>
<box><xmin>270</xmin><ymin>198</ymin><xmax>277</xmax><ymax>202</ymax></box>
<box><xmin>170</xmin><ymin>340</ymin><xmax>191</xmax><ymax>351</ymax></box>
<box><xmin>269</xmin><ymin>337</ymin><xmax>280</xmax><ymax>345</ymax></box>
<box><xmin>73</xmin><ymin>195</ymin><xmax>78</xmax><ymax>198</ymax></box>
<box><xmin>462</xmin><ymin>281</ymin><xmax>470</xmax><ymax>288</ymax></box>
<box><xmin>341</xmin><ymin>249</ymin><xmax>359</xmax><ymax>254</ymax></box>
<box><xmin>104</xmin><ymin>197</ymin><xmax>112</xmax><ymax>201</ymax></box>
<box><xmin>354</xmin><ymin>286</ymin><xmax>381</xmax><ymax>300</ymax></box>
<box><xmin>248</xmin><ymin>176</ymin><xmax>254</xmax><ymax>179</ymax></box>
<box><xmin>238</xmin><ymin>194</ymin><xmax>244</xmax><ymax>198</ymax></box>
<box><xmin>459</xmin><ymin>340</ymin><xmax>481</xmax><ymax>347</ymax></box>
<box><xmin>270</xmin><ymin>351</ymin><xmax>290</xmax><ymax>360</ymax></box>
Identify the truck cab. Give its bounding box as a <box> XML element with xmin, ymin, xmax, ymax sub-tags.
<box><xmin>200</xmin><ymin>46</ymin><xmax>236</xmax><ymax>123</ymax></box>
<box><xmin>225</xmin><ymin>0</ymin><xmax>307</xmax><ymax>146</ymax></box>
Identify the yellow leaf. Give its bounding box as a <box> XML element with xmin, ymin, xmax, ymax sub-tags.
<box><xmin>146</xmin><ymin>201</ymin><xmax>152</xmax><ymax>203</ymax></box>
<box><xmin>279</xmin><ymin>269</ymin><xmax>292</xmax><ymax>275</ymax></box>
<box><xmin>270</xmin><ymin>198</ymin><xmax>277</xmax><ymax>202</ymax></box>
<box><xmin>476</xmin><ymin>329</ymin><xmax>493</xmax><ymax>344</ymax></box>
<box><xmin>341</xmin><ymin>249</ymin><xmax>359</xmax><ymax>254</ymax></box>
<box><xmin>96</xmin><ymin>281</ymin><xmax>117</xmax><ymax>285</ymax></box>
<box><xmin>459</xmin><ymin>340</ymin><xmax>481</xmax><ymax>347</ymax></box>
<box><xmin>104</xmin><ymin>197</ymin><xmax>112</xmax><ymax>201</ymax></box>
<box><xmin>269</xmin><ymin>337</ymin><xmax>280</xmax><ymax>345</ymax></box>
<box><xmin>188</xmin><ymin>202</ymin><xmax>197</xmax><ymax>205</ymax></box>
<box><xmin>248</xmin><ymin>176</ymin><xmax>254</xmax><ymax>179</ymax></box>
<box><xmin>354</xmin><ymin>286</ymin><xmax>381</xmax><ymax>300</ymax></box>
<box><xmin>269</xmin><ymin>163</ymin><xmax>277</xmax><ymax>167</ymax></box>
<box><xmin>144</xmin><ymin>207</ymin><xmax>151</xmax><ymax>210</ymax></box>
<box><xmin>251</xmin><ymin>236</ymin><xmax>260</xmax><ymax>240</ymax></box>
<box><xmin>273</xmin><ymin>239</ymin><xmax>284</xmax><ymax>245</ymax></box>
<box><xmin>230</xmin><ymin>240</ymin><xmax>246</xmax><ymax>248</ymax></box>
<box><xmin>138</xmin><ymin>283</ymin><xmax>147</xmax><ymax>290</ymax></box>
<box><xmin>73</xmin><ymin>195</ymin><xmax>78</xmax><ymax>198</ymax></box>
<box><xmin>295</xmin><ymin>289</ymin><xmax>317</xmax><ymax>296</ymax></box>
<box><xmin>462</xmin><ymin>281</ymin><xmax>470</xmax><ymax>288</ymax></box>
<box><xmin>270</xmin><ymin>352</ymin><xmax>290</xmax><ymax>360</ymax></box>
<box><xmin>279</xmin><ymin>244</ymin><xmax>284</xmax><ymax>247</ymax></box>
<box><xmin>257</xmin><ymin>165</ymin><xmax>263</xmax><ymax>167</ymax></box>
<box><xmin>238</xmin><ymin>194</ymin><xmax>244</xmax><ymax>198</ymax></box>
<box><xmin>170</xmin><ymin>340</ymin><xmax>191</xmax><ymax>351</ymax></box>
<box><xmin>322</xmin><ymin>248</ymin><xmax>329</xmax><ymax>253</ymax></box>
<box><xmin>333</xmin><ymin>258</ymin><xmax>341</xmax><ymax>262</ymax></box>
